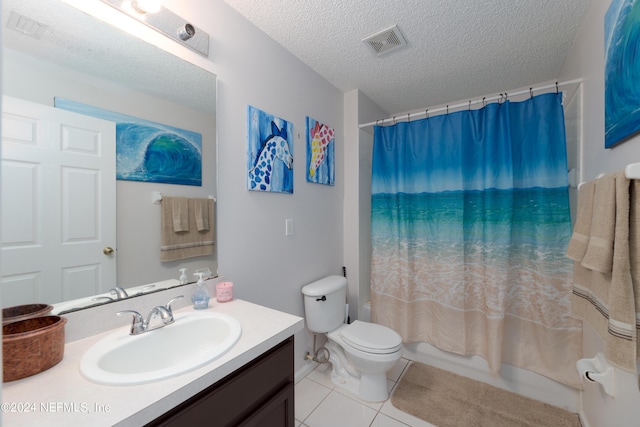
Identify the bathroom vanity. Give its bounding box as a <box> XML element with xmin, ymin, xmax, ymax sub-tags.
<box><xmin>2</xmin><ymin>298</ymin><xmax>303</xmax><ymax>427</ymax></box>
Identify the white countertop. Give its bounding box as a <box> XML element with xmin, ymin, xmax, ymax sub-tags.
<box><xmin>2</xmin><ymin>299</ymin><xmax>304</xmax><ymax>426</ymax></box>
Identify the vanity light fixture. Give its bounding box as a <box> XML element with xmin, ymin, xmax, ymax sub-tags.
<box><xmin>98</xmin><ymin>0</ymin><xmax>209</xmax><ymax>57</ymax></box>
<box><xmin>130</xmin><ymin>0</ymin><xmax>162</xmax><ymax>14</ymax></box>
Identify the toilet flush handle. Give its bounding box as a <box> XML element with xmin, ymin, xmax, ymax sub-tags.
<box><xmin>316</xmin><ymin>296</ymin><xmax>327</xmax><ymax>302</ymax></box>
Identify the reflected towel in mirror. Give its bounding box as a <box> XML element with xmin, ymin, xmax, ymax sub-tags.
<box><xmin>161</xmin><ymin>197</ymin><xmax>215</xmax><ymax>261</ymax></box>
<box><xmin>171</xmin><ymin>197</ymin><xmax>190</xmax><ymax>232</ymax></box>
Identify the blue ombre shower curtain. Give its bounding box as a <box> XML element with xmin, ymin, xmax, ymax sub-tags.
<box><xmin>370</xmin><ymin>93</ymin><xmax>582</xmax><ymax>388</ymax></box>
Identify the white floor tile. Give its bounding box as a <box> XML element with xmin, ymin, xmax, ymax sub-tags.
<box><xmin>331</xmin><ymin>385</ymin><xmax>385</xmax><ymax>411</ymax></box>
<box><xmin>371</xmin><ymin>412</ymin><xmax>411</xmax><ymax>426</ymax></box>
<box><xmin>387</xmin><ymin>358</ymin><xmax>410</xmax><ymax>382</ymax></box>
<box><xmin>380</xmin><ymin>399</ymin><xmax>436</xmax><ymax>427</ymax></box>
<box><xmin>304</xmin><ymin>392</ymin><xmax>378</xmax><ymax>427</ymax></box>
<box><xmin>305</xmin><ymin>362</ymin><xmax>335</xmax><ymax>389</ymax></box>
<box><xmin>295</xmin><ymin>377</ymin><xmax>332</xmax><ymax>422</ymax></box>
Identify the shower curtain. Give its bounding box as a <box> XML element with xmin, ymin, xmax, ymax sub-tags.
<box><xmin>370</xmin><ymin>93</ymin><xmax>582</xmax><ymax>388</ymax></box>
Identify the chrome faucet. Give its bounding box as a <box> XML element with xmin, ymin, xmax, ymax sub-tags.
<box><xmin>109</xmin><ymin>286</ymin><xmax>130</xmax><ymax>300</ymax></box>
<box><xmin>117</xmin><ymin>295</ymin><xmax>184</xmax><ymax>335</ymax></box>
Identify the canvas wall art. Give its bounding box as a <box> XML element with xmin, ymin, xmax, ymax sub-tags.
<box><xmin>605</xmin><ymin>0</ymin><xmax>640</xmax><ymax>148</ymax></box>
<box><xmin>306</xmin><ymin>117</ymin><xmax>335</xmax><ymax>186</ymax></box>
<box><xmin>247</xmin><ymin>105</ymin><xmax>294</xmax><ymax>193</ymax></box>
<box><xmin>54</xmin><ymin>98</ymin><xmax>202</xmax><ymax>186</ymax></box>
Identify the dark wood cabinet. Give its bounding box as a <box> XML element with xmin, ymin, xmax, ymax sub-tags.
<box><xmin>147</xmin><ymin>337</ymin><xmax>295</xmax><ymax>427</ymax></box>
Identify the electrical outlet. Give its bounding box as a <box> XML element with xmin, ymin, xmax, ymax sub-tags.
<box><xmin>285</xmin><ymin>219</ymin><xmax>294</xmax><ymax>236</ymax></box>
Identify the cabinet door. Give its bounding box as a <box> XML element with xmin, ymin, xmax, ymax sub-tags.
<box><xmin>239</xmin><ymin>383</ymin><xmax>294</xmax><ymax>427</ymax></box>
<box><xmin>147</xmin><ymin>337</ymin><xmax>294</xmax><ymax>427</ymax></box>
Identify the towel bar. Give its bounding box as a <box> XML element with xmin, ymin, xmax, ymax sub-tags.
<box><xmin>624</xmin><ymin>162</ymin><xmax>640</xmax><ymax>179</ymax></box>
<box><xmin>152</xmin><ymin>192</ymin><xmax>216</xmax><ymax>204</ymax></box>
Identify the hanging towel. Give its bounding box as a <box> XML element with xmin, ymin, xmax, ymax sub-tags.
<box><xmin>171</xmin><ymin>197</ymin><xmax>189</xmax><ymax>232</ymax></box>
<box><xmin>566</xmin><ymin>180</ymin><xmax>595</xmax><ymax>262</ymax></box>
<box><xmin>161</xmin><ymin>198</ymin><xmax>215</xmax><ymax>262</ymax></box>
<box><xmin>194</xmin><ymin>198</ymin><xmax>209</xmax><ymax>231</ymax></box>
<box><xmin>581</xmin><ymin>174</ymin><xmax>616</xmax><ymax>273</ymax></box>
<box><xmin>568</xmin><ymin>171</ymin><xmax>639</xmax><ymax>372</ymax></box>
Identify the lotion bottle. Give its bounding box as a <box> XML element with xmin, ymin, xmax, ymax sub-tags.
<box><xmin>191</xmin><ymin>272</ymin><xmax>210</xmax><ymax>309</ymax></box>
<box><xmin>179</xmin><ymin>268</ymin><xmax>188</xmax><ymax>285</ymax></box>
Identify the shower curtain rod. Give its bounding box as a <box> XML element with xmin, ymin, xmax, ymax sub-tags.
<box><xmin>358</xmin><ymin>78</ymin><xmax>583</xmax><ymax>129</ymax></box>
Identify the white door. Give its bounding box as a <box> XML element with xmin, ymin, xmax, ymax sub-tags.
<box><xmin>1</xmin><ymin>96</ymin><xmax>116</xmax><ymax>306</ymax></box>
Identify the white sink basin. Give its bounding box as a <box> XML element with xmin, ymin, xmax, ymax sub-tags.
<box><xmin>80</xmin><ymin>311</ymin><xmax>242</xmax><ymax>385</ymax></box>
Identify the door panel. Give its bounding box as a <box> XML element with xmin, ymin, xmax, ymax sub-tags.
<box><xmin>1</xmin><ymin>96</ymin><xmax>116</xmax><ymax>306</ymax></box>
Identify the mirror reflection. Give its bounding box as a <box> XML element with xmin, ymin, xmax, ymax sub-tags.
<box><xmin>1</xmin><ymin>0</ymin><xmax>218</xmax><ymax>313</ymax></box>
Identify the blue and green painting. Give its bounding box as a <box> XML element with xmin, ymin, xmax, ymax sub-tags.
<box><xmin>605</xmin><ymin>0</ymin><xmax>640</xmax><ymax>148</ymax></box>
<box><xmin>54</xmin><ymin>98</ymin><xmax>202</xmax><ymax>186</ymax></box>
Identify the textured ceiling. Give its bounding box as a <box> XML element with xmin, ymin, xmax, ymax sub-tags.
<box><xmin>223</xmin><ymin>0</ymin><xmax>592</xmax><ymax>115</ymax></box>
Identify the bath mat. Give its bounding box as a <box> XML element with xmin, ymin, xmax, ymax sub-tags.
<box><xmin>391</xmin><ymin>362</ymin><xmax>580</xmax><ymax>427</ymax></box>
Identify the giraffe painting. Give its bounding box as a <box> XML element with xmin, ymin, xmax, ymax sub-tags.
<box><xmin>247</xmin><ymin>106</ymin><xmax>294</xmax><ymax>193</ymax></box>
<box><xmin>306</xmin><ymin>116</ymin><xmax>335</xmax><ymax>185</ymax></box>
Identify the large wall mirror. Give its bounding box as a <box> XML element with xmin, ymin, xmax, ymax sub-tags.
<box><xmin>1</xmin><ymin>0</ymin><xmax>217</xmax><ymax>313</ymax></box>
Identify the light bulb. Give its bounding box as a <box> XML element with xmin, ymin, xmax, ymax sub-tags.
<box><xmin>131</xmin><ymin>0</ymin><xmax>161</xmax><ymax>14</ymax></box>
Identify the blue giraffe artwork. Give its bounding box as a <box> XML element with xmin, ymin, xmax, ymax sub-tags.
<box><xmin>247</xmin><ymin>106</ymin><xmax>294</xmax><ymax>193</ymax></box>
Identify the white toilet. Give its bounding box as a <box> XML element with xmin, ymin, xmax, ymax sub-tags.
<box><xmin>302</xmin><ymin>275</ymin><xmax>403</xmax><ymax>402</ymax></box>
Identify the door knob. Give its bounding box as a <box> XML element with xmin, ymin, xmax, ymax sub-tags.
<box><xmin>103</xmin><ymin>246</ymin><xmax>114</xmax><ymax>255</ymax></box>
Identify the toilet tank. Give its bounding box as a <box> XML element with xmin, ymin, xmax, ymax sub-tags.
<box><xmin>301</xmin><ymin>275</ymin><xmax>347</xmax><ymax>333</ymax></box>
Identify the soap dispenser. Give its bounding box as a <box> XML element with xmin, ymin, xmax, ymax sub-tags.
<box><xmin>191</xmin><ymin>272</ymin><xmax>210</xmax><ymax>309</ymax></box>
<box><xmin>179</xmin><ymin>268</ymin><xmax>188</xmax><ymax>285</ymax></box>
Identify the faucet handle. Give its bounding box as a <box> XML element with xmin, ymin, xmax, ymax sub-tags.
<box><xmin>117</xmin><ymin>310</ymin><xmax>145</xmax><ymax>335</ymax></box>
<box><xmin>165</xmin><ymin>295</ymin><xmax>184</xmax><ymax>315</ymax></box>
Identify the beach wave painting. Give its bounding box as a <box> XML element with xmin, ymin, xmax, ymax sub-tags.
<box><xmin>55</xmin><ymin>98</ymin><xmax>202</xmax><ymax>186</ymax></box>
<box><xmin>605</xmin><ymin>0</ymin><xmax>640</xmax><ymax>148</ymax></box>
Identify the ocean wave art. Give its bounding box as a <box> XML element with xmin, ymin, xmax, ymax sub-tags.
<box><xmin>605</xmin><ymin>0</ymin><xmax>640</xmax><ymax>148</ymax></box>
<box><xmin>54</xmin><ymin>98</ymin><xmax>202</xmax><ymax>186</ymax></box>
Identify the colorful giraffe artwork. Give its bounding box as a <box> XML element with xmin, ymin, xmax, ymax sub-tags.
<box><xmin>306</xmin><ymin>117</ymin><xmax>335</xmax><ymax>185</ymax></box>
<box><xmin>247</xmin><ymin>106</ymin><xmax>294</xmax><ymax>193</ymax></box>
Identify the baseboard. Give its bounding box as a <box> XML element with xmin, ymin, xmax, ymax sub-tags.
<box><xmin>295</xmin><ymin>360</ymin><xmax>318</xmax><ymax>383</ymax></box>
<box><xmin>578</xmin><ymin>409</ymin><xmax>590</xmax><ymax>427</ymax></box>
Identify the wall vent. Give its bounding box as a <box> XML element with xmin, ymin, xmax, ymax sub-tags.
<box><xmin>362</xmin><ymin>25</ymin><xmax>407</xmax><ymax>56</ymax></box>
<box><xmin>6</xmin><ymin>11</ymin><xmax>47</xmax><ymax>39</ymax></box>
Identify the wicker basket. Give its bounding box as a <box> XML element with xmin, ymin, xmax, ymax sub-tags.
<box><xmin>3</xmin><ymin>304</ymin><xmax>53</xmax><ymax>325</ymax></box>
<box><xmin>3</xmin><ymin>315</ymin><xmax>67</xmax><ymax>382</ymax></box>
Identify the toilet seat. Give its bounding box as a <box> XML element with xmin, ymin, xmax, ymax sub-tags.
<box><xmin>336</xmin><ymin>321</ymin><xmax>402</xmax><ymax>355</ymax></box>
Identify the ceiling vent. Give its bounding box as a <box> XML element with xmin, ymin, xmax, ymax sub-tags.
<box><xmin>6</xmin><ymin>11</ymin><xmax>47</xmax><ymax>39</ymax></box>
<box><xmin>362</xmin><ymin>25</ymin><xmax>407</xmax><ymax>56</ymax></box>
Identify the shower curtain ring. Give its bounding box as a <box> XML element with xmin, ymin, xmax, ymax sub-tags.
<box><xmin>425</xmin><ymin>109</ymin><xmax>429</xmax><ymax>119</ymax></box>
<box><xmin>556</xmin><ymin>82</ymin><xmax>559</xmax><ymax>94</ymax></box>
<box><xmin>530</xmin><ymin>87</ymin><xmax>533</xmax><ymax>99</ymax></box>
<box><xmin>482</xmin><ymin>97</ymin><xmax>486</xmax><ymax>108</ymax></box>
<box><xmin>468</xmin><ymin>100</ymin><xmax>471</xmax><ymax>111</ymax></box>
<box><xmin>504</xmin><ymin>92</ymin><xmax>508</xmax><ymax>101</ymax></box>
<box><xmin>446</xmin><ymin>105</ymin><xmax>449</xmax><ymax>115</ymax></box>
<box><xmin>407</xmin><ymin>112</ymin><xmax>411</xmax><ymax>122</ymax></box>
<box><xmin>393</xmin><ymin>116</ymin><xmax>397</xmax><ymax>124</ymax></box>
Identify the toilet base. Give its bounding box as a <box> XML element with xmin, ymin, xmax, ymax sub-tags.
<box><xmin>330</xmin><ymin>368</ymin><xmax>390</xmax><ymax>402</ymax></box>
<box><xmin>326</xmin><ymin>341</ymin><xmax>391</xmax><ymax>402</ymax></box>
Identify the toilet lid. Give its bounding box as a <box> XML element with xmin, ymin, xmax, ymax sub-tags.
<box><xmin>340</xmin><ymin>321</ymin><xmax>402</xmax><ymax>354</ymax></box>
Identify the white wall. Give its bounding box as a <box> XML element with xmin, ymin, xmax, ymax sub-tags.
<box><xmin>161</xmin><ymin>0</ymin><xmax>345</xmax><ymax>374</ymax></box>
<box><xmin>559</xmin><ymin>1</ymin><xmax>640</xmax><ymax>425</ymax></box>
<box><xmin>343</xmin><ymin>90</ymin><xmax>387</xmax><ymax>322</ymax></box>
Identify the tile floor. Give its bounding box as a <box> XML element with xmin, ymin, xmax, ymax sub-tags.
<box><xmin>295</xmin><ymin>358</ymin><xmax>436</xmax><ymax>427</ymax></box>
